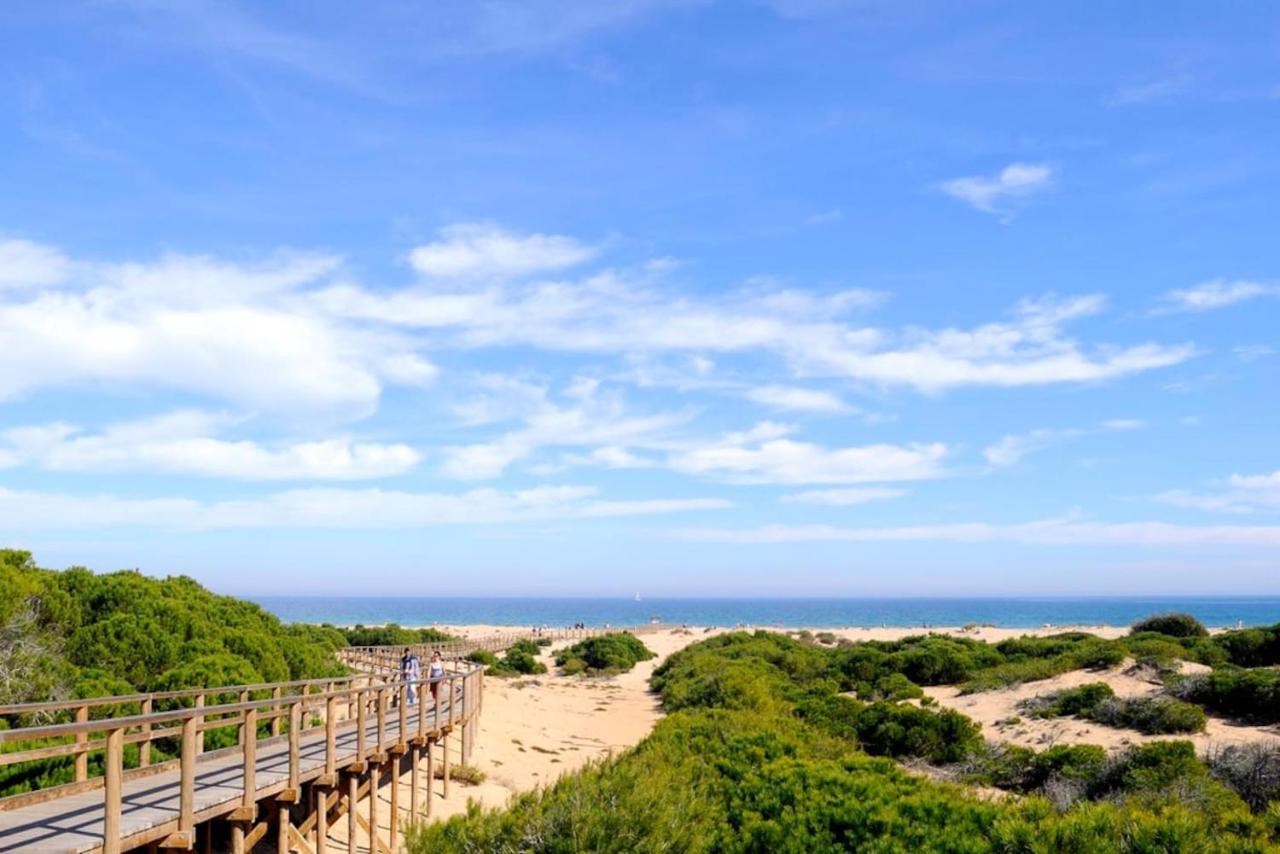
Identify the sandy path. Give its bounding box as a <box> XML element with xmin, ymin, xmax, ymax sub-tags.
<box><xmin>330</xmin><ymin>627</ymin><xmax>724</xmax><ymax>851</ymax></box>
<box><xmin>924</xmin><ymin>659</ymin><xmax>1280</xmax><ymax>753</ymax></box>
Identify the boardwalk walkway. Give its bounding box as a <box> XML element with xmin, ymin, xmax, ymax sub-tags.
<box><xmin>1</xmin><ymin>687</ymin><xmax>458</xmax><ymax>853</ymax></box>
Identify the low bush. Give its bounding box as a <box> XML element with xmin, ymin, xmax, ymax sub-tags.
<box><xmin>556</xmin><ymin>633</ymin><xmax>656</xmax><ymax>675</ymax></box>
<box><xmin>1130</xmin><ymin>613</ymin><xmax>1209</xmax><ymax>638</ymax></box>
<box><xmin>1023</xmin><ymin>682</ymin><xmax>1116</xmax><ymax>718</ymax></box>
<box><xmin>489</xmin><ymin>649</ymin><xmax>547</xmax><ymax>677</ymax></box>
<box><xmin>342</xmin><ymin>624</ymin><xmax>454</xmax><ymax>646</ymax></box>
<box><xmin>1170</xmin><ymin>667</ymin><xmax>1280</xmax><ymax>723</ymax></box>
<box><xmin>796</xmin><ymin>693</ymin><xmax>983</xmax><ymax>764</ymax></box>
<box><xmin>1023</xmin><ymin>683</ymin><xmax>1206</xmax><ymax>734</ymax></box>
<box><xmin>465</xmin><ymin>649</ymin><xmax>498</xmax><ymax>667</ymax></box>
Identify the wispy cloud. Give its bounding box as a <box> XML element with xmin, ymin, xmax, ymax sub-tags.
<box><xmin>669</xmin><ymin>422</ymin><xmax>947</xmax><ymax>485</ymax></box>
<box><xmin>983</xmin><ymin>419</ymin><xmax>1147</xmax><ymax>469</ymax></box>
<box><xmin>1155</xmin><ymin>279</ymin><xmax>1276</xmax><ymax>313</ymax></box>
<box><xmin>0</xmin><ymin>484</ymin><xmax>731</xmax><ymax>530</ymax></box>
<box><xmin>1155</xmin><ymin>469</ymin><xmax>1280</xmax><ymax>515</ymax></box>
<box><xmin>938</xmin><ymin>162</ymin><xmax>1054</xmax><ymax>217</ymax></box>
<box><xmin>1105</xmin><ymin>73</ymin><xmax>1193</xmax><ymax>107</ymax></box>
<box><xmin>745</xmin><ymin>385</ymin><xmax>852</xmax><ymax>414</ymax></box>
<box><xmin>409</xmin><ymin>223</ymin><xmax>596</xmax><ymax>279</ymax></box>
<box><xmin>0</xmin><ymin>411</ymin><xmax>420</xmax><ymax>480</ymax></box>
<box><xmin>780</xmin><ymin>487</ymin><xmax>907</xmax><ymax>506</ymax></box>
<box><xmin>679</xmin><ymin>518</ymin><xmax>1280</xmax><ymax>547</ymax></box>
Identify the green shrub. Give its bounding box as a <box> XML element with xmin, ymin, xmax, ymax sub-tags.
<box><xmin>1131</xmin><ymin>613</ymin><xmax>1209</xmax><ymax>638</ymax></box>
<box><xmin>1024</xmin><ymin>682</ymin><xmax>1117</xmax><ymax>718</ymax></box>
<box><xmin>556</xmin><ymin>633</ymin><xmax>656</xmax><ymax>675</ymax></box>
<box><xmin>1023</xmin><ymin>683</ymin><xmax>1206</xmax><ymax>734</ymax></box>
<box><xmin>1092</xmin><ymin>696</ymin><xmax>1207</xmax><ymax>734</ymax></box>
<box><xmin>1170</xmin><ymin>667</ymin><xmax>1280</xmax><ymax>723</ymax></box>
<box><xmin>489</xmin><ymin>649</ymin><xmax>547</xmax><ymax>677</ymax></box>
<box><xmin>341</xmin><ymin>623</ymin><xmax>454</xmax><ymax>646</ymax></box>
<box><xmin>466</xmin><ymin>649</ymin><xmax>498</xmax><ymax>667</ymax></box>
<box><xmin>1212</xmin><ymin>625</ymin><xmax>1280</xmax><ymax>668</ymax></box>
<box><xmin>795</xmin><ymin>694</ymin><xmax>982</xmax><ymax>764</ymax></box>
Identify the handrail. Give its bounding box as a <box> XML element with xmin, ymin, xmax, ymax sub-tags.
<box><xmin>0</xmin><ymin>661</ymin><xmax>485</xmax><ymax>854</ymax></box>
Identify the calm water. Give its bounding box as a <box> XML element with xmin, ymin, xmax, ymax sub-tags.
<box><xmin>251</xmin><ymin>596</ymin><xmax>1280</xmax><ymax>630</ymax></box>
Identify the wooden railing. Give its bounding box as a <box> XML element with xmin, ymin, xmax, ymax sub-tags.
<box><xmin>0</xmin><ymin>662</ymin><xmax>484</xmax><ymax>853</ymax></box>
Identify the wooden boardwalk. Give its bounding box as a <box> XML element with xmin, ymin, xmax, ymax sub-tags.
<box><xmin>1</xmin><ymin>688</ymin><xmax>457</xmax><ymax>853</ymax></box>
<box><xmin>1</xmin><ymin>658</ymin><xmax>483</xmax><ymax>853</ymax></box>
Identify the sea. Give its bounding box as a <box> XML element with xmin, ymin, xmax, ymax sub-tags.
<box><xmin>250</xmin><ymin>596</ymin><xmax>1280</xmax><ymax>630</ymax></box>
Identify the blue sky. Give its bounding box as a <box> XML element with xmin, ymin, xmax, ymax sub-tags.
<box><xmin>1</xmin><ymin>1</ymin><xmax>1277</xmax><ymax>596</ymax></box>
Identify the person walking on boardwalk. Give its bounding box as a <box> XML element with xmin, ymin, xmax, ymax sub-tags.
<box><xmin>428</xmin><ymin>649</ymin><xmax>445</xmax><ymax>708</ymax></box>
<box><xmin>400</xmin><ymin>647</ymin><xmax>421</xmax><ymax>705</ymax></box>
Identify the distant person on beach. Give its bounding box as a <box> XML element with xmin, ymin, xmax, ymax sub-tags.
<box><xmin>428</xmin><ymin>650</ymin><xmax>445</xmax><ymax>707</ymax></box>
<box><xmin>400</xmin><ymin>647</ymin><xmax>421</xmax><ymax>705</ymax></box>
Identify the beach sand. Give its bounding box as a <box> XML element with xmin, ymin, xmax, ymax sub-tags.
<box><xmin>334</xmin><ymin>623</ymin><xmax>1278</xmax><ymax>851</ymax></box>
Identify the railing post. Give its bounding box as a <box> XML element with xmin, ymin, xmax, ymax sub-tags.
<box><xmin>74</xmin><ymin>704</ymin><xmax>89</xmax><ymax>782</ymax></box>
<box><xmin>398</xmin><ymin>682</ymin><xmax>408</xmax><ymax>749</ymax></box>
<box><xmin>238</xmin><ymin>689</ymin><xmax>250</xmax><ymax>744</ymax></box>
<box><xmin>103</xmin><ymin>725</ymin><xmax>123</xmax><ymax>854</ymax></box>
<box><xmin>288</xmin><ymin>699</ymin><xmax>301</xmax><ymax>793</ymax></box>
<box><xmin>140</xmin><ymin>696</ymin><xmax>153</xmax><ymax>767</ymax></box>
<box><xmin>242</xmin><ymin>706</ymin><xmax>257</xmax><ymax>812</ymax></box>
<box><xmin>195</xmin><ymin>692</ymin><xmax>206</xmax><ymax>754</ymax></box>
<box><xmin>356</xmin><ymin>689</ymin><xmax>366</xmax><ymax>763</ymax></box>
<box><xmin>377</xmin><ymin>688</ymin><xmax>387</xmax><ymax>754</ymax></box>
<box><xmin>271</xmin><ymin>685</ymin><xmax>283</xmax><ymax>737</ymax></box>
<box><xmin>180</xmin><ymin>712</ymin><xmax>197</xmax><ymax>840</ymax></box>
<box><xmin>326</xmin><ymin>694</ymin><xmax>337</xmax><ymax>777</ymax></box>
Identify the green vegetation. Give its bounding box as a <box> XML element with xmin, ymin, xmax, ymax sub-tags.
<box><xmin>341</xmin><ymin>624</ymin><xmax>455</xmax><ymax>646</ymax></box>
<box><xmin>408</xmin><ymin>631</ymin><xmax>1280</xmax><ymax>853</ymax></box>
<box><xmin>0</xmin><ymin>549</ymin><xmax>351</xmax><ymax>796</ymax></box>
<box><xmin>487</xmin><ymin>640</ymin><xmax>548</xmax><ymax>677</ymax></box>
<box><xmin>1170</xmin><ymin>667</ymin><xmax>1280</xmax><ymax>724</ymax></box>
<box><xmin>555</xmin><ymin>633</ymin><xmax>656</xmax><ymax>676</ymax></box>
<box><xmin>1131</xmin><ymin>613</ymin><xmax>1210</xmax><ymax>638</ymax></box>
<box><xmin>1021</xmin><ymin>682</ymin><xmax>1206</xmax><ymax>734</ymax></box>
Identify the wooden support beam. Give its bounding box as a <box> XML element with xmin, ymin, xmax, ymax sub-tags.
<box><xmin>243</xmin><ymin>819</ymin><xmax>270</xmax><ymax>849</ymax></box>
<box><xmin>425</xmin><ymin>739</ymin><xmax>434</xmax><ymax>818</ymax></box>
<box><xmin>288</xmin><ymin>824</ymin><xmax>317</xmax><ymax>854</ymax></box>
<box><xmin>390</xmin><ymin>755</ymin><xmax>400</xmax><ymax>849</ymax></box>
<box><xmin>346</xmin><ymin>774</ymin><xmax>357</xmax><ymax>854</ymax></box>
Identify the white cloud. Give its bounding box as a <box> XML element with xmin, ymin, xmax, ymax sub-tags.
<box><xmin>0</xmin><ymin>232</ymin><xmax>1195</xmax><ymax>431</ymax></box>
<box><xmin>440</xmin><ymin>381</ymin><xmax>691</xmax><ymax>479</ymax></box>
<box><xmin>781</xmin><ymin>487</ymin><xmax>907</xmax><ymax>506</ymax></box>
<box><xmin>327</xmin><ymin>269</ymin><xmax>1191</xmax><ymax>392</ymax></box>
<box><xmin>983</xmin><ymin>429</ymin><xmax>1075</xmax><ymax>468</ymax></box>
<box><xmin>984</xmin><ymin>419</ymin><xmax>1147</xmax><ymax>469</ymax></box>
<box><xmin>0</xmin><ymin>484</ymin><xmax>729</xmax><ymax>530</ymax></box>
<box><xmin>939</xmin><ymin>163</ymin><xmax>1054</xmax><ymax>216</ymax></box>
<box><xmin>0</xmin><ymin>238</ymin><xmax>71</xmax><ymax>289</ymax></box>
<box><xmin>1234</xmin><ymin>345</ymin><xmax>1275</xmax><ymax>362</ymax></box>
<box><xmin>0</xmin><ymin>411</ymin><xmax>421</xmax><ymax>480</ymax></box>
<box><xmin>1156</xmin><ymin>279</ymin><xmax>1276</xmax><ymax>313</ymax></box>
<box><xmin>1156</xmin><ymin>469</ymin><xmax>1280</xmax><ymax>515</ymax></box>
<box><xmin>408</xmin><ymin>223</ymin><xmax>595</xmax><ymax>279</ymax></box>
<box><xmin>746</xmin><ymin>385</ymin><xmax>851</xmax><ymax>413</ymax></box>
<box><xmin>679</xmin><ymin>518</ymin><xmax>1280</xmax><ymax>547</ymax></box>
<box><xmin>0</xmin><ymin>243</ymin><xmax>435</xmax><ymax>416</ymax></box>
<box><xmin>1102</xmin><ymin>418</ymin><xmax>1145</xmax><ymax>431</ymax></box>
<box><xmin>670</xmin><ymin>421</ymin><xmax>946</xmax><ymax>485</ymax></box>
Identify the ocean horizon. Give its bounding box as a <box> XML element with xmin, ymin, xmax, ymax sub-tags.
<box><xmin>250</xmin><ymin>595</ymin><xmax>1280</xmax><ymax>630</ymax></box>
